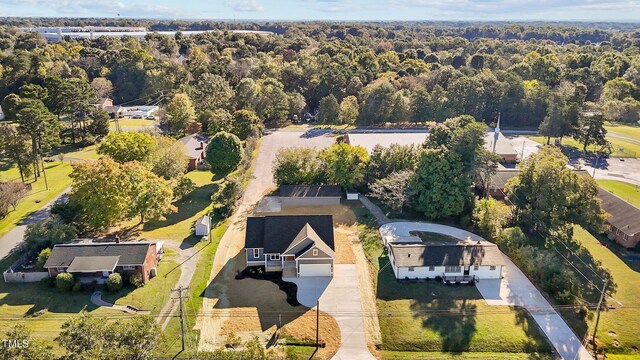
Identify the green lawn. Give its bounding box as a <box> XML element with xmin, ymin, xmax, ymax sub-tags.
<box><xmin>109</xmin><ymin>118</ymin><xmax>155</xmax><ymax>131</ymax></box>
<box><xmin>0</xmin><ymin>160</ymin><xmax>73</xmax><ymax>238</ymax></box>
<box><xmin>62</xmin><ymin>145</ymin><xmax>100</xmax><ymax>161</ymax></box>
<box><xmin>382</xmin><ymin>351</ymin><xmax>554</xmax><ymax>359</ymax></box>
<box><xmin>571</xmin><ymin>226</ymin><xmax>640</xmax><ymax>355</ymax></box>
<box><xmin>529</xmin><ymin>135</ymin><xmax>640</xmax><ymax>158</ymax></box>
<box><xmin>605</xmin><ymin>123</ymin><xmax>640</xmax><ymax>142</ymax></box>
<box><xmin>596</xmin><ymin>180</ymin><xmax>640</xmax><ymax>208</ymax></box>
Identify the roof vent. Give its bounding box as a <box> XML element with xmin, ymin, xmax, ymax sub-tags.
<box><xmin>407</xmin><ymin>254</ymin><xmax>411</xmax><ymax>258</ymax></box>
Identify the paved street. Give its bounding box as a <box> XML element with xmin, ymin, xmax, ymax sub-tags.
<box><xmin>0</xmin><ymin>187</ymin><xmax>70</xmax><ymax>261</ymax></box>
<box><xmin>285</xmin><ymin>265</ymin><xmax>376</xmax><ymax>360</ymax></box>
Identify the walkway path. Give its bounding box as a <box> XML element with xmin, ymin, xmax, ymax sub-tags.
<box><xmin>157</xmin><ymin>245</ymin><xmax>201</xmax><ymax>330</ymax></box>
<box><xmin>90</xmin><ymin>291</ymin><xmax>126</xmax><ymax>311</ymax></box>
<box><xmin>608</xmin><ymin>132</ymin><xmax>640</xmax><ymax>145</ymax></box>
<box><xmin>358</xmin><ymin>195</ymin><xmax>390</xmax><ymax>225</ymax></box>
<box><xmin>0</xmin><ymin>187</ymin><xmax>71</xmax><ymax>260</ymax></box>
<box><xmin>381</xmin><ymin>220</ymin><xmax>592</xmax><ymax>360</ymax></box>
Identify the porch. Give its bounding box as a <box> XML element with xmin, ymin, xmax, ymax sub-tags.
<box><xmin>282</xmin><ymin>261</ymin><xmax>297</xmax><ymax>278</ymax></box>
<box><xmin>442</xmin><ymin>274</ymin><xmax>478</xmax><ymax>284</ymax></box>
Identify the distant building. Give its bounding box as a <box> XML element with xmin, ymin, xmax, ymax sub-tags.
<box><xmin>598</xmin><ymin>188</ymin><xmax>640</xmax><ymax>248</ymax></box>
<box><xmin>119</xmin><ymin>105</ymin><xmax>159</xmax><ymax>118</ymax></box>
<box><xmin>178</xmin><ymin>134</ymin><xmax>209</xmax><ymax>171</ymax></box>
<box><xmin>195</xmin><ymin>215</ymin><xmax>210</xmax><ymax>237</ymax></box>
<box><xmin>94</xmin><ymin>98</ymin><xmax>113</xmax><ymax>110</ymax></box>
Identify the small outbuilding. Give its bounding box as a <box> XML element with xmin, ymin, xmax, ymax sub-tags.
<box><xmin>195</xmin><ymin>215</ymin><xmax>210</xmax><ymax>237</ymax></box>
<box><xmin>346</xmin><ymin>190</ymin><xmax>359</xmax><ymax>200</ymax></box>
<box><xmin>279</xmin><ymin>185</ymin><xmax>342</xmax><ymax>206</ymax></box>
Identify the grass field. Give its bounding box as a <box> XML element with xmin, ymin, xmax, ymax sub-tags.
<box><xmin>596</xmin><ymin>180</ymin><xmax>640</xmax><ymax>208</ymax></box>
<box><xmin>382</xmin><ymin>351</ymin><xmax>555</xmax><ymax>359</ymax></box>
<box><xmin>605</xmin><ymin>123</ymin><xmax>640</xmax><ymax>142</ymax></box>
<box><xmin>528</xmin><ymin>135</ymin><xmax>640</xmax><ymax>158</ymax></box>
<box><xmin>571</xmin><ymin>226</ymin><xmax>640</xmax><ymax>356</ymax></box>
<box><xmin>109</xmin><ymin>118</ymin><xmax>156</xmax><ymax>131</ymax></box>
<box><xmin>62</xmin><ymin>145</ymin><xmax>100</xmax><ymax>161</ymax></box>
<box><xmin>0</xmin><ymin>160</ymin><xmax>73</xmax><ymax>238</ymax></box>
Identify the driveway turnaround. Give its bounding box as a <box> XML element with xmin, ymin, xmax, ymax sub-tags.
<box><xmin>286</xmin><ymin>264</ymin><xmax>376</xmax><ymax>360</ymax></box>
<box><xmin>381</xmin><ymin>221</ymin><xmax>592</xmax><ymax>360</ymax></box>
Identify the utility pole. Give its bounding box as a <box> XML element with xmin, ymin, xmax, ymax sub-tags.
<box><xmin>592</xmin><ymin>279</ymin><xmax>608</xmax><ymax>349</ymax></box>
<box><xmin>171</xmin><ymin>286</ymin><xmax>190</xmax><ymax>352</ymax></box>
<box><xmin>40</xmin><ymin>156</ymin><xmax>49</xmax><ymax>191</ymax></box>
<box><xmin>316</xmin><ymin>300</ymin><xmax>320</xmax><ymax>350</ymax></box>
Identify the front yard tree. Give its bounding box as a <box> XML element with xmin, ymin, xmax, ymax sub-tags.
<box><xmin>319</xmin><ymin>143</ymin><xmax>369</xmax><ymax>188</ymax></box>
<box><xmin>125</xmin><ymin>162</ymin><xmax>175</xmax><ymax>223</ymax></box>
<box><xmin>0</xmin><ymin>124</ymin><xmax>34</xmax><ymax>182</ymax></box>
<box><xmin>69</xmin><ymin>158</ymin><xmax>131</xmax><ymax>228</ymax></box>
<box><xmin>339</xmin><ymin>95</ymin><xmax>359</xmax><ymax>124</ymax></box>
<box><xmin>0</xmin><ymin>325</ymin><xmax>54</xmax><ymax>360</ymax></box>
<box><xmin>273</xmin><ymin>147</ymin><xmax>323</xmax><ymax>185</ymax></box>
<box><xmin>148</xmin><ymin>136</ymin><xmax>188</xmax><ymax>180</ymax></box>
<box><xmin>164</xmin><ymin>93</ymin><xmax>196</xmax><ymax>134</ymax></box>
<box><xmin>206</xmin><ymin>131</ymin><xmax>243</xmax><ymax>176</ymax></box>
<box><xmin>97</xmin><ymin>131</ymin><xmax>156</xmax><ymax>164</ymax></box>
<box><xmin>369</xmin><ymin>170</ymin><xmax>412</xmax><ymax>213</ymax></box>
<box><xmin>366</xmin><ymin>144</ymin><xmax>419</xmax><ymax>182</ymax></box>
<box><xmin>506</xmin><ymin>147</ymin><xmax>605</xmax><ymax>236</ymax></box>
<box><xmin>57</xmin><ymin>312</ymin><xmax>158</xmax><ymax>360</ymax></box>
<box><xmin>231</xmin><ymin>109</ymin><xmax>261</xmax><ymax>140</ymax></box>
<box><xmin>318</xmin><ymin>94</ymin><xmax>340</xmax><ymax>124</ymax></box>
<box><xmin>409</xmin><ymin>148</ymin><xmax>471</xmax><ymax>219</ymax></box>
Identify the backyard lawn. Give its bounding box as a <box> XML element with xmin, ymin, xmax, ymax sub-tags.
<box><xmin>109</xmin><ymin>118</ymin><xmax>156</xmax><ymax>132</ymax></box>
<box><xmin>571</xmin><ymin>226</ymin><xmax>640</xmax><ymax>356</ymax></box>
<box><xmin>597</xmin><ymin>179</ymin><xmax>640</xmax><ymax>208</ymax></box>
<box><xmin>0</xmin><ymin>160</ymin><xmax>73</xmax><ymax>238</ymax></box>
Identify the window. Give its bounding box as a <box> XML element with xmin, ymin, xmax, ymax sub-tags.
<box><xmin>269</xmin><ymin>254</ymin><xmax>280</xmax><ymax>261</ymax></box>
<box><xmin>489</xmin><ymin>266</ymin><xmax>496</xmax><ymax>270</ymax></box>
<box><xmin>623</xmin><ymin>234</ymin><xmax>629</xmax><ymax>241</ymax></box>
<box><xmin>444</xmin><ymin>266</ymin><xmax>461</xmax><ymax>273</ymax></box>
<box><xmin>428</xmin><ymin>266</ymin><xmax>435</xmax><ymax>271</ymax></box>
<box><xmin>408</xmin><ymin>267</ymin><xmax>415</xmax><ymax>272</ymax></box>
<box><xmin>122</xmin><ymin>265</ymin><xmax>136</xmax><ymax>270</ymax></box>
<box><xmin>57</xmin><ymin>267</ymin><xmax>66</xmax><ymax>272</ymax></box>
<box><xmin>253</xmin><ymin>249</ymin><xmax>260</xmax><ymax>258</ymax></box>
<box><xmin>474</xmin><ymin>265</ymin><xmax>479</xmax><ymax>270</ymax></box>
<box><xmin>616</xmin><ymin>228</ymin><xmax>621</xmax><ymax>235</ymax></box>
<box><xmin>312</xmin><ymin>249</ymin><xmax>318</xmax><ymax>256</ymax></box>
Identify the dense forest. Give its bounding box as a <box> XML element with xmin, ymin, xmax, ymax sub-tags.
<box><xmin>1</xmin><ymin>20</ymin><xmax>639</xmax><ymax>137</ymax></box>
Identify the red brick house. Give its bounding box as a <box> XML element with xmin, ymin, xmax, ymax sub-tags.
<box><xmin>598</xmin><ymin>188</ymin><xmax>640</xmax><ymax>249</ymax></box>
<box><xmin>43</xmin><ymin>242</ymin><xmax>159</xmax><ymax>284</ymax></box>
<box><xmin>178</xmin><ymin>134</ymin><xmax>209</xmax><ymax>171</ymax></box>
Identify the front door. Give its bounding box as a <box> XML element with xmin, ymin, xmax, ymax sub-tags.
<box><xmin>463</xmin><ymin>266</ymin><xmax>470</xmax><ymax>276</ymax></box>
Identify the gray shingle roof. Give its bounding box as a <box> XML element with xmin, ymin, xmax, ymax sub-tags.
<box><xmin>279</xmin><ymin>185</ymin><xmax>342</xmax><ymax>198</ymax></box>
<box><xmin>44</xmin><ymin>242</ymin><xmax>152</xmax><ymax>268</ymax></box>
<box><xmin>244</xmin><ymin>215</ymin><xmax>334</xmax><ymax>254</ymax></box>
<box><xmin>390</xmin><ymin>242</ymin><xmax>504</xmax><ymax>267</ymax></box>
<box><xmin>598</xmin><ymin>188</ymin><xmax>640</xmax><ymax>236</ymax></box>
<box><xmin>67</xmin><ymin>256</ymin><xmax>120</xmax><ymax>272</ymax></box>
<box><xmin>178</xmin><ymin>134</ymin><xmax>208</xmax><ymax>160</ymax></box>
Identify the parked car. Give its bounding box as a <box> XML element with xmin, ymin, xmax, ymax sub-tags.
<box><xmin>146</xmin><ymin>115</ymin><xmax>156</xmax><ymax>120</ymax></box>
<box><xmin>132</xmin><ymin>114</ymin><xmax>143</xmax><ymax>119</ymax></box>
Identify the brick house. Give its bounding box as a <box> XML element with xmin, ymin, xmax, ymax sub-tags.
<box><xmin>598</xmin><ymin>188</ymin><xmax>640</xmax><ymax>248</ymax></box>
<box><xmin>43</xmin><ymin>242</ymin><xmax>159</xmax><ymax>284</ymax></box>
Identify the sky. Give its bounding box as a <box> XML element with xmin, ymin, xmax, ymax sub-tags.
<box><xmin>1</xmin><ymin>0</ymin><xmax>640</xmax><ymax>22</ymax></box>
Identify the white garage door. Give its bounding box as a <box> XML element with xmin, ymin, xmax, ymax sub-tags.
<box><xmin>299</xmin><ymin>264</ymin><xmax>332</xmax><ymax>277</ymax></box>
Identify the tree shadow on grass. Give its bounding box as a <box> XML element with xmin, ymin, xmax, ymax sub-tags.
<box><xmin>142</xmin><ymin>183</ymin><xmax>217</xmax><ymax>232</ymax></box>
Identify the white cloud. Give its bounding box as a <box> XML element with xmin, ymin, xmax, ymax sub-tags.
<box><xmin>0</xmin><ymin>0</ymin><xmax>191</xmax><ymax>17</ymax></box>
<box><xmin>225</xmin><ymin>0</ymin><xmax>265</xmax><ymax>12</ymax></box>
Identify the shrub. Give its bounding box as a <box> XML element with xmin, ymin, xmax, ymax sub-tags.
<box><xmin>36</xmin><ymin>248</ymin><xmax>51</xmax><ymax>269</ymax></box>
<box><xmin>106</xmin><ymin>273</ymin><xmax>123</xmax><ymax>292</ymax></box>
<box><xmin>56</xmin><ymin>273</ymin><xmax>74</xmax><ymax>291</ymax></box>
<box><xmin>173</xmin><ymin>176</ymin><xmax>196</xmax><ymax>199</ymax></box>
<box><xmin>72</xmin><ymin>282</ymin><xmax>82</xmax><ymax>292</ymax></box>
<box><xmin>41</xmin><ymin>277</ymin><xmax>56</xmax><ymax>288</ymax></box>
<box><xmin>211</xmin><ymin>178</ymin><xmax>243</xmax><ymax>219</ymax></box>
<box><xmin>129</xmin><ymin>273</ymin><xmax>144</xmax><ymax>288</ymax></box>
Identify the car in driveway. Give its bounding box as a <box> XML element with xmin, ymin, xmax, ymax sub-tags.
<box><xmin>132</xmin><ymin>114</ymin><xmax>143</xmax><ymax>119</ymax></box>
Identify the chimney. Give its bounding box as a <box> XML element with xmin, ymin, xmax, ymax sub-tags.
<box><xmin>115</xmin><ymin>235</ymin><xmax>120</xmax><ymax>244</ymax></box>
<box><xmin>200</xmin><ymin>141</ymin><xmax>204</xmax><ymax>150</ymax></box>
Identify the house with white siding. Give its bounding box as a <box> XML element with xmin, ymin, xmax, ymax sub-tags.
<box><xmin>387</xmin><ymin>239</ymin><xmax>504</xmax><ymax>283</ymax></box>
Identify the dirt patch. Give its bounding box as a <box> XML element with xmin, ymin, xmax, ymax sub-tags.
<box><xmin>335</xmin><ymin>225</ymin><xmax>357</xmax><ymax>264</ymax></box>
<box><xmin>281</xmin><ymin>309</ymin><xmax>341</xmax><ymax>360</ymax></box>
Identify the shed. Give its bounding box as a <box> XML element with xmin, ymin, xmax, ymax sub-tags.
<box><xmin>346</xmin><ymin>190</ymin><xmax>359</xmax><ymax>200</ymax></box>
<box><xmin>195</xmin><ymin>215</ymin><xmax>210</xmax><ymax>237</ymax></box>
<box><xmin>279</xmin><ymin>185</ymin><xmax>342</xmax><ymax>206</ymax></box>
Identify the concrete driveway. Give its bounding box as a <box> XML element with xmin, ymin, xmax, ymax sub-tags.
<box><xmin>285</xmin><ymin>264</ymin><xmax>375</xmax><ymax>360</ymax></box>
<box><xmin>381</xmin><ymin>221</ymin><xmax>592</xmax><ymax>360</ymax></box>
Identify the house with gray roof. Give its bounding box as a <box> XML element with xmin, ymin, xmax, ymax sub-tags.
<box><xmin>387</xmin><ymin>239</ymin><xmax>504</xmax><ymax>283</ymax></box>
<box><xmin>244</xmin><ymin>215</ymin><xmax>335</xmax><ymax>277</ymax></box>
<box><xmin>43</xmin><ymin>242</ymin><xmax>158</xmax><ymax>284</ymax></box>
<box><xmin>178</xmin><ymin>134</ymin><xmax>209</xmax><ymax>171</ymax></box>
<box><xmin>598</xmin><ymin>188</ymin><xmax>640</xmax><ymax>248</ymax></box>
